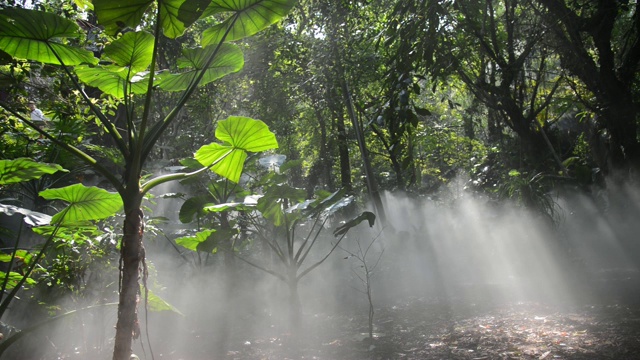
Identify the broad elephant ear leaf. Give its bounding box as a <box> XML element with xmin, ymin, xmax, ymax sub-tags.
<box><xmin>0</xmin><ymin>8</ymin><xmax>98</xmax><ymax>65</ymax></box>
<box><xmin>178</xmin><ymin>196</ymin><xmax>214</xmax><ymax>224</ymax></box>
<box><xmin>75</xmin><ymin>65</ymin><xmax>150</xmax><ymax>98</ymax></box>
<box><xmin>195</xmin><ymin>116</ymin><xmax>278</xmax><ymax>183</ymax></box>
<box><xmin>161</xmin><ymin>0</ymin><xmax>211</xmax><ymax>39</ymax></box>
<box><xmin>257</xmin><ymin>184</ymin><xmax>306</xmax><ymax>226</ymax></box>
<box><xmin>40</xmin><ymin>184</ymin><xmax>123</xmax><ymax>225</ymax></box>
<box><xmin>104</xmin><ymin>31</ymin><xmax>154</xmax><ymax>73</ymax></box>
<box><xmin>215</xmin><ymin>116</ymin><xmax>279</xmax><ymax>152</ymax></box>
<box><xmin>0</xmin><ymin>158</ymin><xmax>67</xmax><ymax>185</ymax></box>
<box><xmin>93</xmin><ymin>0</ymin><xmax>153</xmax><ymax>36</ymax></box>
<box><xmin>175</xmin><ymin>229</ymin><xmax>215</xmax><ymax>252</ymax></box>
<box><xmin>93</xmin><ymin>0</ymin><xmax>208</xmax><ymax>39</ymax></box>
<box><xmin>157</xmin><ymin>43</ymin><xmax>244</xmax><ymax>91</ymax></box>
<box><xmin>201</xmin><ymin>0</ymin><xmax>297</xmax><ymax>46</ymax></box>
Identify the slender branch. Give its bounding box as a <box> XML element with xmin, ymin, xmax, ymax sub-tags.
<box><xmin>219</xmin><ymin>247</ymin><xmax>286</xmax><ymax>282</ymax></box>
<box><xmin>294</xmin><ymin>214</ymin><xmax>322</xmax><ymax>262</ymax></box>
<box><xmin>284</xmin><ymin>211</ymin><xmax>294</xmax><ymax>267</ymax></box>
<box><xmin>297</xmin><ymin>216</ymin><xmax>330</xmax><ymax>267</ymax></box>
<box><xmin>246</xmin><ymin>217</ymin><xmax>287</xmax><ymax>264</ymax></box>
<box><xmin>298</xmin><ymin>232</ymin><xmax>348</xmax><ymax>280</ymax></box>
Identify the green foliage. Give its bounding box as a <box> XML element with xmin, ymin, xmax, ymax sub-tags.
<box><xmin>498</xmin><ymin>170</ymin><xmax>558</xmax><ymax>222</ymax></box>
<box><xmin>0</xmin><ymin>158</ymin><xmax>67</xmax><ymax>185</ymax></box>
<box><xmin>0</xmin><ymin>271</ymin><xmax>36</xmax><ymax>290</ymax></box>
<box><xmin>178</xmin><ymin>196</ymin><xmax>214</xmax><ymax>223</ymax></box>
<box><xmin>39</xmin><ymin>184</ymin><xmax>123</xmax><ymax>224</ymax></box>
<box><xmin>157</xmin><ymin>43</ymin><xmax>244</xmax><ymax>91</ymax></box>
<box><xmin>256</xmin><ymin>183</ymin><xmax>306</xmax><ymax>226</ymax></box>
<box><xmin>201</xmin><ymin>0</ymin><xmax>297</xmax><ymax>45</ymax></box>
<box><xmin>0</xmin><ymin>8</ymin><xmax>98</xmax><ymax>66</ymax></box>
<box><xmin>141</xmin><ymin>286</ymin><xmax>183</xmax><ymax>315</ymax></box>
<box><xmin>0</xmin><ymin>1</ymin><xmax>297</xmax><ymax>357</ymax></box>
<box><xmin>195</xmin><ymin>116</ymin><xmax>279</xmax><ymax>183</ymax></box>
<box><xmin>175</xmin><ymin>229</ymin><xmax>216</xmax><ymax>252</ymax></box>
<box><xmin>0</xmin><ymin>250</ymin><xmax>32</xmax><ymax>265</ymax></box>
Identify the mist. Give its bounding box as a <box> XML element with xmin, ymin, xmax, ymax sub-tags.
<box><xmin>4</xmin><ymin>178</ymin><xmax>640</xmax><ymax>359</ymax></box>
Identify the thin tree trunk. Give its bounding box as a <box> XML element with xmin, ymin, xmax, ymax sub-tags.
<box><xmin>113</xmin><ymin>203</ymin><xmax>144</xmax><ymax>360</ymax></box>
<box><xmin>330</xmin><ymin>93</ymin><xmax>353</xmax><ymax>192</ymax></box>
<box><xmin>218</xmin><ymin>213</ymin><xmax>237</xmax><ymax>353</ymax></box>
<box><xmin>340</xmin><ymin>77</ymin><xmax>387</xmax><ymax>224</ymax></box>
<box><xmin>288</xmin><ymin>277</ymin><xmax>302</xmax><ymax>333</ymax></box>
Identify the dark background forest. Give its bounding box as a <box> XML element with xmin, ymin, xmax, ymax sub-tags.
<box><xmin>1</xmin><ymin>0</ymin><xmax>640</xmax><ymax>359</ymax></box>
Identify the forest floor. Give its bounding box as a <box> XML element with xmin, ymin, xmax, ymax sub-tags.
<box><xmin>204</xmin><ymin>271</ymin><xmax>640</xmax><ymax>360</ymax></box>
<box><xmin>7</xmin><ymin>273</ymin><xmax>640</xmax><ymax>359</ymax></box>
<box><xmin>218</xmin><ymin>298</ymin><xmax>640</xmax><ymax>360</ymax></box>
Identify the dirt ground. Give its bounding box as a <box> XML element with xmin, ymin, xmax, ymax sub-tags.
<box><xmin>216</xmin><ymin>298</ymin><xmax>640</xmax><ymax>360</ymax></box>
<box><xmin>5</xmin><ymin>272</ymin><xmax>640</xmax><ymax>359</ymax></box>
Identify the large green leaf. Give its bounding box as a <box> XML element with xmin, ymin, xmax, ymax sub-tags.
<box><xmin>175</xmin><ymin>229</ymin><xmax>215</xmax><ymax>252</ymax></box>
<box><xmin>194</xmin><ymin>142</ymin><xmax>245</xmax><ymax>183</ymax></box>
<box><xmin>75</xmin><ymin>65</ymin><xmax>150</xmax><ymax>97</ymax></box>
<box><xmin>177</xmin><ymin>0</ymin><xmax>213</xmax><ymax>26</ymax></box>
<box><xmin>195</xmin><ymin>116</ymin><xmax>278</xmax><ymax>183</ymax></box>
<box><xmin>178</xmin><ymin>196</ymin><xmax>213</xmax><ymax>223</ymax></box>
<box><xmin>216</xmin><ymin>116</ymin><xmax>279</xmax><ymax>152</ymax></box>
<box><xmin>93</xmin><ymin>0</ymin><xmax>153</xmax><ymax>36</ymax></box>
<box><xmin>201</xmin><ymin>0</ymin><xmax>297</xmax><ymax>46</ymax></box>
<box><xmin>0</xmin><ymin>158</ymin><xmax>66</xmax><ymax>185</ymax></box>
<box><xmin>198</xmin><ymin>227</ymin><xmax>238</xmax><ymax>253</ymax></box>
<box><xmin>156</xmin><ymin>43</ymin><xmax>243</xmax><ymax>91</ymax></box>
<box><xmin>104</xmin><ymin>31</ymin><xmax>154</xmax><ymax>73</ymax></box>
<box><xmin>256</xmin><ymin>184</ymin><xmax>306</xmax><ymax>226</ymax></box>
<box><xmin>203</xmin><ymin>202</ymin><xmax>251</xmax><ymax>213</ymax></box>
<box><xmin>32</xmin><ymin>224</ymin><xmax>102</xmax><ymax>246</ymax></box>
<box><xmin>39</xmin><ymin>184</ymin><xmax>123</xmax><ymax>224</ymax></box>
<box><xmin>161</xmin><ymin>0</ymin><xmax>207</xmax><ymax>39</ymax></box>
<box><xmin>0</xmin><ymin>8</ymin><xmax>98</xmax><ymax>65</ymax></box>
<box><xmin>93</xmin><ymin>0</ymin><xmax>207</xmax><ymax>39</ymax></box>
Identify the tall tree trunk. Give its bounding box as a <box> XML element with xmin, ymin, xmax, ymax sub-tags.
<box><xmin>325</xmin><ymin>1</ymin><xmax>387</xmax><ymax>223</ymax></box>
<box><xmin>113</xmin><ymin>198</ymin><xmax>144</xmax><ymax>360</ymax></box>
<box><xmin>341</xmin><ymin>77</ymin><xmax>387</xmax><ymax>224</ymax></box>
<box><xmin>332</xmin><ymin>101</ymin><xmax>353</xmax><ymax>192</ymax></box>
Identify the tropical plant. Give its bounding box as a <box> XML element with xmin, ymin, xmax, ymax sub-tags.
<box><xmin>237</xmin><ymin>177</ymin><xmax>375</xmax><ymax>332</ymax></box>
<box><xmin>498</xmin><ymin>169</ymin><xmax>558</xmax><ymax>224</ymax></box>
<box><xmin>0</xmin><ymin>1</ymin><xmax>295</xmax><ymax>358</ymax></box>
